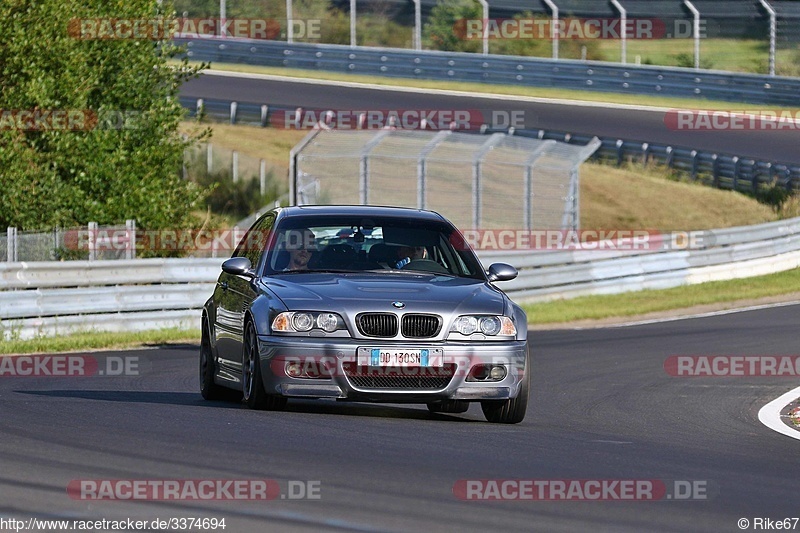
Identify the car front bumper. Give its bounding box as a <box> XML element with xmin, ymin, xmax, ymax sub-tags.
<box><xmin>257</xmin><ymin>335</ymin><xmax>528</xmax><ymax>402</ymax></box>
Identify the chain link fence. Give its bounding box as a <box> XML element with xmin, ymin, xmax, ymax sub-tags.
<box><xmin>293</xmin><ymin>129</ymin><xmax>600</xmax><ymax>231</ymax></box>
<box><xmin>1</xmin><ymin>223</ymin><xmax>136</xmax><ymax>262</ymax></box>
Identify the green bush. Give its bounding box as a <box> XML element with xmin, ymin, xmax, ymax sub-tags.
<box><xmin>0</xmin><ymin>0</ymin><xmax>208</xmax><ymax>232</ymax></box>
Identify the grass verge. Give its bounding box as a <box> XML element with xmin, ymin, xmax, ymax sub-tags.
<box><xmin>196</xmin><ymin>61</ymin><xmax>796</xmax><ymax>111</ymax></box>
<box><xmin>524</xmin><ymin>268</ymin><xmax>800</xmax><ymax>324</ymax></box>
<box><xmin>0</xmin><ymin>328</ymin><xmax>200</xmax><ymax>356</ymax></box>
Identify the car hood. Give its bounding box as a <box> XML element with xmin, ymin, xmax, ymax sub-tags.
<box><xmin>264</xmin><ymin>272</ymin><xmax>506</xmax><ymax>316</ymax></box>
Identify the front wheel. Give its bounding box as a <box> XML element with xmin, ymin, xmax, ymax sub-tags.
<box><xmin>242</xmin><ymin>322</ymin><xmax>287</xmax><ymax>411</ymax></box>
<box><xmin>481</xmin><ymin>358</ymin><xmax>529</xmax><ymax>424</ymax></box>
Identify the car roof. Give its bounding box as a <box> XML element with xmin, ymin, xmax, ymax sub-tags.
<box><xmin>276</xmin><ymin>205</ymin><xmax>448</xmax><ymax>222</ymax></box>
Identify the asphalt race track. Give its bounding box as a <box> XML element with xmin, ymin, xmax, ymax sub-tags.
<box><xmin>1</xmin><ymin>304</ymin><xmax>798</xmax><ymax>532</ymax></box>
<box><xmin>181</xmin><ymin>73</ymin><xmax>800</xmax><ymax>164</ymax></box>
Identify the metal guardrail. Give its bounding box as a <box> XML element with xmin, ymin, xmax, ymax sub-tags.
<box><xmin>0</xmin><ymin>258</ymin><xmax>223</xmax><ymax>340</ymax></box>
<box><xmin>505</xmin><ymin>128</ymin><xmax>800</xmax><ymax>194</ymax></box>
<box><xmin>182</xmin><ymin>96</ymin><xmax>800</xmax><ymax>193</ymax></box>
<box><xmin>175</xmin><ymin>38</ymin><xmax>800</xmax><ymax>106</ymax></box>
<box><xmin>480</xmin><ymin>216</ymin><xmax>800</xmax><ymax>301</ymax></box>
<box><xmin>2</xmin><ymin>216</ymin><xmax>800</xmax><ymax>339</ymax></box>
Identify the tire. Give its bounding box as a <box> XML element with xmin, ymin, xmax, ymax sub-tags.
<box><xmin>199</xmin><ymin>320</ymin><xmax>229</xmax><ymax>401</ymax></box>
<box><xmin>242</xmin><ymin>322</ymin><xmax>287</xmax><ymax>411</ymax></box>
<box><xmin>427</xmin><ymin>400</ymin><xmax>470</xmax><ymax>414</ymax></box>
<box><xmin>481</xmin><ymin>357</ymin><xmax>530</xmax><ymax>424</ymax></box>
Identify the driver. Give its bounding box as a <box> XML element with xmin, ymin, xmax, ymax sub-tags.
<box><xmin>284</xmin><ymin>229</ymin><xmax>317</xmax><ymax>271</ymax></box>
<box><xmin>395</xmin><ymin>245</ymin><xmax>426</xmax><ymax>269</ymax></box>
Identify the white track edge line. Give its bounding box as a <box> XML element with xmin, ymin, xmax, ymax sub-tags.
<box><xmin>758</xmin><ymin>385</ymin><xmax>800</xmax><ymax>441</ymax></box>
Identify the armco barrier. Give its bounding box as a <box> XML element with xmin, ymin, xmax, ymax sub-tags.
<box><xmin>0</xmin><ymin>258</ymin><xmax>223</xmax><ymax>340</ymax></box>
<box><xmin>2</xmin><ymin>217</ymin><xmax>800</xmax><ymax>339</ymax></box>
<box><xmin>175</xmin><ymin>38</ymin><xmax>800</xmax><ymax>106</ymax></box>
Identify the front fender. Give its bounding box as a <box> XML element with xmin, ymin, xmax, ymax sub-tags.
<box><xmin>510</xmin><ymin>301</ymin><xmax>528</xmax><ymax>342</ymax></box>
<box><xmin>248</xmin><ymin>289</ymin><xmax>287</xmax><ymax>336</ymax></box>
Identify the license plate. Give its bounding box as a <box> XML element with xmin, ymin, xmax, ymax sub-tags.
<box><xmin>357</xmin><ymin>347</ymin><xmax>443</xmax><ymax>368</ymax></box>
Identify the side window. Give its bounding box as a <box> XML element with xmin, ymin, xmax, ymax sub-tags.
<box><xmin>232</xmin><ymin>213</ymin><xmax>275</xmax><ymax>272</ymax></box>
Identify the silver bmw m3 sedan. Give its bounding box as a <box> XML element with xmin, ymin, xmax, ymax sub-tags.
<box><xmin>200</xmin><ymin>205</ymin><xmax>529</xmax><ymax>423</ymax></box>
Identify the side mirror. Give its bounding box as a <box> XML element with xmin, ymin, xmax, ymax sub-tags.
<box><xmin>487</xmin><ymin>263</ymin><xmax>518</xmax><ymax>282</ymax></box>
<box><xmin>221</xmin><ymin>257</ymin><xmax>255</xmax><ymax>278</ymax></box>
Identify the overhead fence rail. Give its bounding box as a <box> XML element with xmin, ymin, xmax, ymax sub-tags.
<box><xmin>174</xmin><ymin>33</ymin><xmax>800</xmax><ymax>105</ymax></box>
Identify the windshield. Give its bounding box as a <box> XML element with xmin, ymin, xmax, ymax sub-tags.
<box><xmin>263</xmin><ymin>216</ymin><xmax>485</xmax><ymax>280</ymax></box>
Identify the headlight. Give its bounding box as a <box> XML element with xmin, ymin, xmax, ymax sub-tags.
<box><xmin>316</xmin><ymin>313</ymin><xmax>339</xmax><ymax>333</ymax></box>
<box><xmin>450</xmin><ymin>315</ymin><xmax>516</xmax><ymax>337</ymax></box>
<box><xmin>479</xmin><ymin>316</ymin><xmax>502</xmax><ymax>336</ymax></box>
<box><xmin>452</xmin><ymin>316</ymin><xmax>479</xmax><ymax>335</ymax></box>
<box><xmin>292</xmin><ymin>312</ymin><xmax>314</xmax><ymax>332</ymax></box>
<box><xmin>272</xmin><ymin>312</ymin><xmax>346</xmax><ymax>334</ymax></box>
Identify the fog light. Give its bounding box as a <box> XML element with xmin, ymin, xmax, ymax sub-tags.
<box><xmin>286</xmin><ymin>362</ymin><xmax>302</xmax><ymax>377</ymax></box>
<box><xmin>489</xmin><ymin>365</ymin><xmax>507</xmax><ymax>381</ymax></box>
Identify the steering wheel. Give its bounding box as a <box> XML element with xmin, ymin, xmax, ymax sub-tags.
<box><xmin>400</xmin><ymin>259</ymin><xmax>450</xmax><ymax>274</ymax></box>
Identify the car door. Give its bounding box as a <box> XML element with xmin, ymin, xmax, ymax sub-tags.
<box><xmin>213</xmin><ymin>213</ymin><xmax>274</xmax><ymax>379</ymax></box>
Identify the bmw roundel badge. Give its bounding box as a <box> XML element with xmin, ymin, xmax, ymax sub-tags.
<box><xmin>392</xmin><ymin>301</ymin><xmax>405</xmax><ymax>309</ymax></box>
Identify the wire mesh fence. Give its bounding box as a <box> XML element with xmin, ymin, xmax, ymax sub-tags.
<box><xmin>293</xmin><ymin>129</ymin><xmax>600</xmax><ymax>231</ymax></box>
<box><xmin>2</xmin><ymin>223</ymin><xmax>136</xmax><ymax>262</ymax></box>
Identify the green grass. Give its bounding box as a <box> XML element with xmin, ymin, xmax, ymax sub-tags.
<box><xmin>194</xmin><ymin>61</ymin><xmax>792</xmax><ymax>111</ymax></box>
<box><xmin>593</xmin><ymin>39</ymin><xmax>800</xmax><ymax>77</ymax></box>
<box><xmin>580</xmin><ymin>163</ymin><xmax>779</xmax><ymax>230</ymax></box>
<box><xmin>0</xmin><ymin>328</ymin><xmax>200</xmax><ymax>356</ymax></box>
<box><xmin>524</xmin><ymin>268</ymin><xmax>800</xmax><ymax>324</ymax></box>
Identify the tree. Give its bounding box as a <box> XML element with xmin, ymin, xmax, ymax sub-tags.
<box><xmin>423</xmin><ymin>0</ymin><xmax>481</xmax><ymax>53</ymax></box>
<box><xmin>0</xmin><ymin>0</ymin><xmax>208</xmax><ymax>231</ymax></box>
